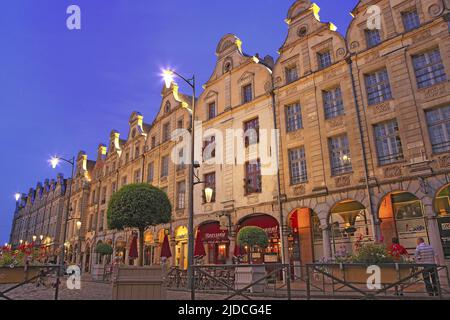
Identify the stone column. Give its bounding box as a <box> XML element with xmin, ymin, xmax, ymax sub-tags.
<box><xmin>321</xmin><ymin>225</ymin><xmax>332</xmax><ymax>261</ymax></box>
<box><xmin>228</xmin><ymin>231</ymin><xmax>236</xmax><ymax>264</ymax></box>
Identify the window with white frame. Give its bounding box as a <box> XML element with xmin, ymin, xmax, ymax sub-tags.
<box><xmin>374</xmin><ymin>119</ymin><xmax>404</xmax><ymax>165</ymax></box>
<box><xmin>289</xmin><ymin>147</ymin><xmax>308</xmax><ymax>185</ymax></box>
<box><xmin>323</xmin><ymin>87</ymin><xmax>344</xmax><ymax>119</ymax></box>
<box><xmin>412</xmin><ymin>48</ymin><xmax>447</xmax><ymax>89</ymax></box>
<box><xmin>285</xmin><ymin>65</ymin><xmax>298</xmax><ymax>84</ymax></box>
<box><xmin>426</xmin><ymin>105</ymin><xmax>450</xmax><ymax>153</ymax></box>
<box><xmin>177</xmin><ymin>181</ymin><xmax>186</xmax><ymax>210</ymax></box>
<box><xmin>242</xmin><ymin>84</ymin><xmax>253</xmax><ymax>104</ymax></box>
<box><xmin>161</xmin><ymin>156</ymin><xmax>169</xmax><ymax>178</ymax></box>
<box><xmin>329</xmin><ymin>135</ymin><xmax>352</xmax><ymax>176</ymax></box>
<box><xmin>162</xmin><ymin>122</ymin><xmax>171</xmax><ymax>142</ymax></box>
<box><xmin>285</xmin><ymin>103</ymin><xmax>303</xmax><ymax>132</ymax></box>
<box><xmin>208</xmin><ymin>102</ymin><xmax>216</xmax><ymax>120</ymax></box>
<box><xmin>365</xmin><ymin>69</ymin><xmax>392</xmax><ymax>105</ymax></box>
<box><xmin>147</xmin><ymin>162</ymin><xmax>154</xmax><ymax>182</ymax></box>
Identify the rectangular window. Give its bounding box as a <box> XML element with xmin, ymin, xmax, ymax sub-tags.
<box><xmin>204</xmin><ymin>172</ymin><xmax>216</xmax><ymax>203</ymax></box>
<box><xmin>163</xmin><ymin>122</ymin><xmax>171</xmax><ymax>142</ymax></box>
<box><xmin>317</xmin><ymin>51</ymin><xmax>332</xmax><ymax>69</ymax></box>
<box><xmin>121</xmin><ymin>176</ymin><xmax>127</xmax><ymax>187</ymax></box>
<box><xmin>151</xmin><ymin>136</ymin><xmax>156</xmax><ymax>149</ymax></box>
<box><xmin>365</xmin><ymin>69</ymin><xmax>392</xmax><ymax>105</ymax></box>
<box><xmin>323</xmin><ymin>87</ymin><xmax>345</xmax><ymax>119</ymax></box>
<box><xmin>134</xmin><ymin>169</ymin><xmax>141</xmax><ymax>183</ymax></box>
<box><xmin>111</xmin><ymin>182</ymin><xmax>116</xmax><ymax>194</ymax></box>
<box><xmin>208</xmin><ymin>102</ymin><xmax>216</xmax><ymax>120</ymax></box>
<box><xmin>101</xmin><ymin>187</ymin><xmax>107</xmax><ymax>204</ymax></box>
<box><xmin>329</xmin><ymin>135</ymin><xmax>352</xmax><ymax>176</ymax></box>
<box><xmin>161</xmin><ymin>156</ymin><xmax>169</xmax><ymax>178</ymax></box>
<box><xmin>285</xmin><ymin>103</ymin><xmax>303</xmax><ymax>132</ymax></box>
<box><xmin>245</xmin><ymin>160</ymin><xmax>262</xmax><ymax>195</ymax></box>
<box><xmin>374</xmin><ymin>119</ymin><xmax>404</xmax><ymax>165</ymax></box>
<box><xmin>242</xmin><ymin>84</ymin><xmax>253</xmax><ymax>104</ymax></box>
<box><xmin>147</xmin><ymin>162</ymin><xmax>154</xmax><ymax>182</ymax></box>
<box><xmin>244</xmin><ymin>118</ymin><xmax>260</xmax><ymax>147</ymax></box>
<box><xmin>98</xmin><ymin>211</ymin><xmax>104</xmax><ymax>232</ymax></box>
<box><xmin>402</xmin><ymin>10</ymin><xmax>420</xmax><ymax>31</ymax></box>
<box><xmin>135</xmin><ymin>145</ymin><xmax>140</xmax><ymax>158</ymax></box>
<box><xmin>365</xmin><ymin>29</ymin><xmax>381</xmax><ymax>48</ymax></box>
<box><xmin>289</xmin><ymin>147</ymin><xmax>308</xmax><ymax>185</ymax></box>
<box><xmin>426</xmin><ymin>106</ymin><xmax>450</xmax><ymax>153</ymax></box>
<box><xmin>413</xmin><ymin>48</ymin><xmax>447</xmax><ymax>89</ymax></box>
<box><xmin>203</xmin><ymin>136</ymin><xmax>216</xmax><ymax>160</ymax></box>
<box><xmin>285</xmin><ymin>65</ymin><xmax>298</xmax><ymax>84</ymax></box>
<box><xmin>177</xmin><ymin>148</ymin><xmax>186</xmax><ymax>171</ymax></box>
<box><xmin>177</xmin><ymin>181</ymin><xmax>186</xmax><ymax>210</ymax></box>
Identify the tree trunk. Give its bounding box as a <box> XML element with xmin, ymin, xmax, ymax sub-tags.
<box><xmin>138</xmin><ymin>228</ymin><xmax>144</xmax><ymax>267</ymax></box>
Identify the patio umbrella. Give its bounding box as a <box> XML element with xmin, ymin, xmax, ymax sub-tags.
<box><xmin>160</xmin><ymin>234</ymin><xmax>172</xmax><ymax>259</ymax></box>
<box><xmin>128</xmin><ymin>234</ymin><xmax>138</xmax><ymax>259</ymax></box>
<box><xmin>194</xmin><ymin>230</ymin><xmax>206</xmax><ymax>258</ymax></box>
<box><xmin>233</xmin><ymin>244</ymin><xmax>244</xmax><ymax>257</ymax></box>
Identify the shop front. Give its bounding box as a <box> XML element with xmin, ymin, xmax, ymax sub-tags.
<box><xmin>237</xmin><ymin>214</ymin><xmax>281</xmax><ymax>264</ymax></box>
<box><xmin>435</xmin><ymin>185</ymin><xmax>450</xmax><ymax>260</ymax></box>
<box><xmin>115</xmin><ymin>238</ymin><xmax>126</xmax><ymax>264</ymax></box>
<box><xmin>175</xmin><ymin>226</ymin><xmax>188</xmax><ymax>270</ymax></box>
<box><xmin>197</xmin><ymin>222</ymin><xmax>229</xmax><ymax>265</ymax></box>
<box><xmin>330</xmin><ymin>200</ymin><xmax>373</xmax><ymax>258</ymax></box>
<box><xmin>379</xmin><ymin>192</ymin><xmax>429</xmax><ymax>254</ymax></box>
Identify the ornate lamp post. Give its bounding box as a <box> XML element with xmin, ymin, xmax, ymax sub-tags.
<box><xmin>49</xmin><ymin>155</ymin><xmax>75</xmax><ymax>300</ymax></box>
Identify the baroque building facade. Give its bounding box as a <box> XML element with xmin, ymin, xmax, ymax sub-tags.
<box><xmin>10</xmin><ymin>0</ymin><xmax>450</xmax><ymax>276</ymax></box>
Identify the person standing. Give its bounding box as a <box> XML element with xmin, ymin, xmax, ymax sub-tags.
<box><xmin>415</xmin><ymin>238</ymin><xmax>440</xmax><ymax>296</ymax></box>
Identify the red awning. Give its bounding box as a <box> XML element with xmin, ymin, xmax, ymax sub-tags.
<box><xmin>239</xmin><ymin>215</ymin><xmax>280</xmax><ymax>238</ymax></box>
<box><xmin>160</xmin><ymin>234</ymin><xmax>172</xmax><ymax>259</ymax></box>
<box><xmin>199</xmin><ymin>222</ymin><xmax>229</xmax><ymax>244</ymax></box>
<box><xmin>233</xmin><ymin>244</ymin><xmax>244</xmax><ymax>257</ymax></box>
<box><xmin>194</xmin><ymin>230</ymin><xmax>206</xmax><ymax>258</ymax></box>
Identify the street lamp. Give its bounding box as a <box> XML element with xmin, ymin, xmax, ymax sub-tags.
<box><xmin>204</xmin><ymin>187</ymin><xmax>214</xmax><ymax>204</ymax></box>
<box><xmin>48</xmin><ymin>155</ymin><xmax>75</xmax><ymax>300</ymax></box>
<box><xmin>161</xmin><ymin>68</ymin><xmax>198</xmax><ymax>300</ymax></box>
<box><xmin>32</xmin><ymin>235</ymin><xmax>37</xmax><ymax>243</ymax></box>
<box><xmin>19</xmin><ymin>239</ymin><xmax>23</xmax><ymax>245</ymax></box>
<box><xmin>40</xmin><ymin>235</ymin><xmax>44</xmax><ymax>241</ymax></box>
<box><xmin>14</xmin><ymin>193</ymin><xmax>21</xmax><ymax>202</ymax></box>
<box><xmin>76</xmin><ymin>221</ymin><xmax>82</xmax><ymax>231</ymax></box>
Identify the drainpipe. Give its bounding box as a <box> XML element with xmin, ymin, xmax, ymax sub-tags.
<box><xmin>346</xmin><ymin>56</ymin><xmax>381</xmax><ymax>241</ymax></box>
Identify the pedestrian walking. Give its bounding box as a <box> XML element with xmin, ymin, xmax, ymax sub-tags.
<box><xmin>415</xmin><ymin>237</ymin><xmax>440</xmax><ymax>296</ymax></box>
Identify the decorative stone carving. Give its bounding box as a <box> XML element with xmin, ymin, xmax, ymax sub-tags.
<box><xmin>327</xmin><ymin>117</ymin><xmax>344</xmax><ymax>129</ymax></box>
<box><xmin>373</xmin><ymin>102</ymin><xmax>391</xmax><ymax>114</ymax></box>
<box><xmin>335</xmin><ymin>176</ymin><xmax>351</xmax><ymax>188</ymax></box>
<box><xmin>412</xmin><ymin>30</ymin><xmax>432</xmax><ymax>44</ymax></box>
<box><xmin>384</xmin><ymin>166</ymin><xmax>402</xmax><ymax>178</ymax></box>
<box><xmin>438</xmin><ymin>155</ymin><xmax>450</xmax><ymax>168</ymax></box>
<box><xmin>297</xmin><ymin>25</ymin><xmax>308</xmax><ymax>37</ymax></box>
<box><xmin>336</xmin><ymin>48</ymin><xmax>346</xmax><ymax>58</ymax></box>
<box><xmin>428</xmin><ymin>4</ymin><xmax>443</xmax><ymax>17</ymax></box>
<box><xmin>423</xmin><ymin>83</ymin><xmax>446</xmax><ymax>99</ymax></box>
<box><xmin>350</xmin><ymin>41</ymin><xmax>359</xmax><ymax>50</ymax></box>
<box><xmin>293</xmin><ymin>185</ymin><xmax>306</xmax><ymax>196</ymax></box>
<box><xmin>264</xmin><ymin>81</ymin><xmax>272</xmax><ymax>95</ymax></box>
<box><xmin>365</xmin><ymin>52</ymin><xmax>379</xmax><ymax>64</ymax></box>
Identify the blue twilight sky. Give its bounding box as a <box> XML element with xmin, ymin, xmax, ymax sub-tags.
<box><xmin>0</xmin><ymin>0</ymin><xmax>356</xmax><ymax>244</ymax></box>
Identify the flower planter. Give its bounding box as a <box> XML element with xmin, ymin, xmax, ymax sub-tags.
<box><xmin>0</xmin><ymin>266</ymin><xmax>44</xmax><ymax>285</ymax></box>
<box><xmin>325</xmin><ymin>264</ymin><xmax>413</xmax><ymax>285</ymax></box>
<box><xmin>235</xmin><ymin>266</ymin><xmax>266</xmax><ymax>293</ymax></box>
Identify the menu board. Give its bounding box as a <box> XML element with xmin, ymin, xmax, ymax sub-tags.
<box><xmin>438</xmin><ymin>216</ymin><xmax>450</xmax><ymax>259</ymax></box>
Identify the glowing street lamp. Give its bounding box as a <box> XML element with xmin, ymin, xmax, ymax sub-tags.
<box><xmin>32</xmin><ymin>235</ymin><xmax>37</xmax><ymax>242</ymax></box>
<box><xmin>40</xmin><ymin>235</ymin><xmax>44</xmax><ymax>241</ymax></box>
<box><xmin>19</xmin><ymin>239</ymin><xmax>23</xmax><ymax>245</ymax></box>
<box><xmin>14</xmin><ymin>193</ymin><xmax>21</xmax><ymax>202</ymax></box>
<box><xmin>162</xmin><ymin>69</ymin><xmax>175</xmax><ymax>89</ymax></box>
<box><xmin>204</xmin><ymin>187</ymin><xmax>214</xmax><ymax>204</ymax></box>
<box><xmin>76</xmin><ymin>221</ymin><xmax>82</xmax><ymax>231</ymax></box>
<box><xmin>49</xmin><ymin>156</ymin><xmax>60</xmax><ymax>169</ymax></box>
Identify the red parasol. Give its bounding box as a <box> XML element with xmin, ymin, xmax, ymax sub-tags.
<box><xmin>128</xmin><ymin>234</ymin><xmax>138</xmax><ymax>259</ymax></box>
<box><xmin>160</xmin><ymin>234</ymin><xmax>172</xmax><ymax>259</ymax></box>
<box><xmin>194</xmin><ymin>230</ymin><xmax>206</xmax><ymax>258</ymax></box>
<box><xmin>233</xmin><ymin>244</ymin><xmax>244</xmax><ymax>257</ymax></box>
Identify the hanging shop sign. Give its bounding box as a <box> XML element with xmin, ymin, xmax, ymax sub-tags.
<box><xmin>438</xmin><ymin>216</ymin><xmax>450</xmax><ymax>259</ymax></box>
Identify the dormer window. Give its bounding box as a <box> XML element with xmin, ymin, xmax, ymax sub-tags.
<box><xmin>165</xmin><ymin>102</ymin><xmax>171</xmax><ymax>114</ymax></box>
<box><xmin>163</xmin><ymin>122</ymin><xmax>171</xmax><ymax>142</ymax></box>
<box><xmin>208</xmin><ymin>102</ymin><xmax>216</xmax><ymax>120</ymax></box>
<box><xmin>317</xmin><ymin>51</ymin><xmax>332</xmax><ymax>70</ymax></box>
<box><xmin>151</xmin><ymin>136</ymin><xmax>157</xmax><ymax>149</ymax></box>
<box><xmin>402</xmin><ymin>9</ymin><xmax>420</xmax><ymax>32</ymax></box>
<box><xmin>365</xmin><ymin>29</ymin><xmax>381</xmax><ymax>48</ymax></box>
<box><xmin>242</xmin><ymin>84</ymin><xmax>253</xmax><ymax>104</ymax></box>
<box><xmin>285</xmin><ymin>65</ymin><xmax>298</xmax><ymax>84</ymax></box>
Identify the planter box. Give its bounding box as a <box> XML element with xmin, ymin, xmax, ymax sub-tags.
<box><xmin>0</xmin><ymin>266</ymin><xmax>44</xmax><ymax>285</ymax></box>
<box><xmin>235</xmin><ymin>266</ymin><xmax>266</xmax><ymax>293</ymax></box>
<box><xmin>112</xmin><ymin>266</ymin><xmax>166</xmax><ymax>300</ymax></box>
<box><xmin>325</xmin><ymin>264</ymin><xmax>413</xmax><ymax>285</ymax></box>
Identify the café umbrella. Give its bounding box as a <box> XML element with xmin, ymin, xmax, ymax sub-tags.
<box><xmin>160</xmin><ymin>234</ymin><xmax>172</xmax><ymax>259</ymax></box>
<box><xmin>128</xmin><ymin>234</ymin><xmax>138</xmax><ymax>259</ymax></box>
<box><xmin>194</xmin><ymin>230</ymin><xmax>206</xmax><ymax>258</ymax></box>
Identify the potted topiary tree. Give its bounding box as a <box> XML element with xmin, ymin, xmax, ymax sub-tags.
<box><xmin>235</xmin><ymin>226</ymin><xmax>269</xmax><ymax>293</ymax></box>
<box><xmin>107</xmin><ymin>183</ymin><xmax>172</xmax><ymax>300</ymax></box>
<box><xmin>91</xmin><ymin>243</ymin><xmax>114</xmax><ymax>281</ymax></box>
